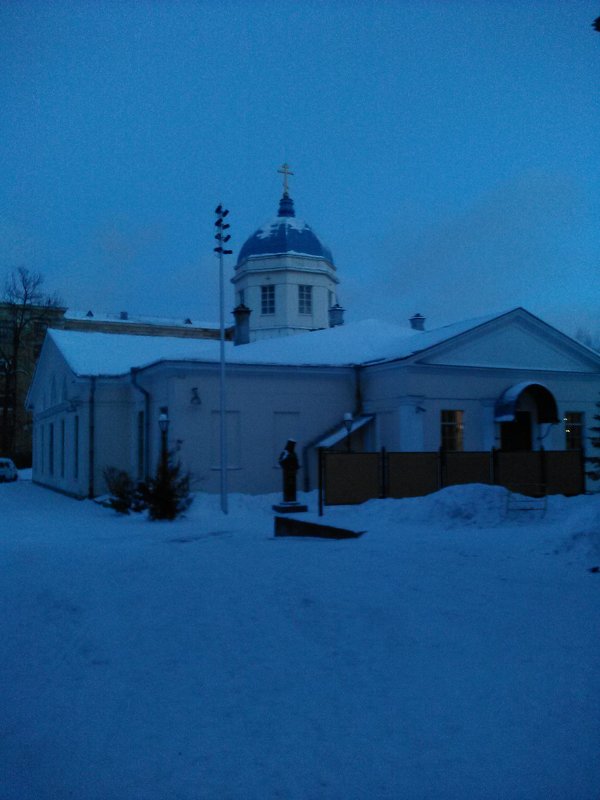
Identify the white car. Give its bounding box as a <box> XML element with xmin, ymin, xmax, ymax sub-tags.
<box><xmin>0</xmin><ymin>458</ymin><xmax>18</xmax><ymax>482</ymax></box>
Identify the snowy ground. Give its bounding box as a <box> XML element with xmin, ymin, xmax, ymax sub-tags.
<box><xmin>1</xmin><ymin>477</ymin><xmax>599</xmax><ymax>800</ymax></box>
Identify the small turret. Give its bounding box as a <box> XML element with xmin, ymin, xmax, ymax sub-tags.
<box><xmin>409</xmin><ymin>313</ymin><xmax>425</xmax><ymax>331</ymax></box>
<box><xmin>328</xmin><ymin>304</ymin><xmax>345</xmax><ymax>328</ymax></box>
<box><xmin>233</xmin><ymin>303</ymin><xmax>251</xmax><ymax>346</ymax></box>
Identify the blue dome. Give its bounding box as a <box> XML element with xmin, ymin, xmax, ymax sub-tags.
<box><xmin>236</xmin><ymin>193</ymin><xmax>334</xmax><ymax>267</ymax></box>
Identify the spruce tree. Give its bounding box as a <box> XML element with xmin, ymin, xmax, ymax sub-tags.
<box><xmin>142</xmin><ymin>451</ymin><xmax>193</xmax><ymax>520</ymax></box>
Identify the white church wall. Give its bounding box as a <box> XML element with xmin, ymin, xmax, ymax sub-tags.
<box><xmin>362</xmin><ymin>360</ymin><xmax>600</xmax><ymax>464</ymax></box>
<box><xmin>138</xmin><ymin>363</ymin><xmax>356</xmax><ymax>495</ymax></box>
<box><xmin>29</xmin><ymin>339</ymin><xmax>90</xmax><ymax>497</ymax></box>
<box><xmin>33</xmin><ymin>403</ymin><xmax>86</xmax><ymax>497</ymax></box>
<box><xmin>92</xmin><ymin>380</ymin><xmax>134</xmax><ymax>494</ymax></box>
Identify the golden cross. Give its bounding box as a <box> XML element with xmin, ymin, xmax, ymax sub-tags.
<box><xmin>278</xmin><ymin>162</ymin><xmax>294</xmax><ymax>195</ymax></box>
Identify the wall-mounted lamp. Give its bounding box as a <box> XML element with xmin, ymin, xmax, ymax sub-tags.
<box><xmin>190</xmin><ymin>387</ymin><xmax>201</xmax><ymax>405</ymax></box>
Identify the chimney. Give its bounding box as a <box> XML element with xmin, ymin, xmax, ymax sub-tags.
<box><xmin>409</xmin><ymin>313</ymin><xmax>425</xmax><ymax>331</ymax></box>
<box><xmin>328</xmin><ymin>303</ymin><xmax>345</xmax><ymax>328</ymax></box>
<box><xmin>233</xmin><ymin>303</ymin><xmax>251</xmax><ymax>345</ymax></box>
<box><xmin>120</xmin><ymin>311</ymin><xmax>129</xmax><ymax>321</ymax></box>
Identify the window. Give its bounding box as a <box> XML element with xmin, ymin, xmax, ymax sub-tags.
<box><xmin>298</xmin><ymin>285</ymin><xmax>313</xmax><ymax>315</ymax></box>
<box><xmin>261</xmin><ymin>285</ymin><xmax>275</xmax><ymax>315</ymax></box>
<box><xmin>238</xmin><ymin>289</ymin><xmax>245</xmax><ymax>306</ymax></box>
<box><xmin>564</xmin><ymin>412</ymin><xmax>584</xmax><ymax>450</ymax></box>
<box><xmin>441</xmin><ymin>410</ymin><xmax>464</xmax><ymax>451</ymax></box>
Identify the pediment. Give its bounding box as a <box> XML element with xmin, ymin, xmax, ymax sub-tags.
<box><xmin>26</xmin><ymin>333</ymin><xmax>75</xmax><ymax>409</ymax></box>
<box><xmin>416</xmin><ymin>314</ymin><xmax>600</xmax><ymax>373</ymax></box>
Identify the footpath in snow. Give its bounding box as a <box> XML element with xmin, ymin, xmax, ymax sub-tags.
<box><xmin>0</xmin><ymin>477</ymin><xmax>599</xmax><ymax>800</ymax></box>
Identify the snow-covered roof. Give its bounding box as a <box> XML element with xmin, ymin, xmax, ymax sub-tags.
<box><xmin>64</xmin><ymin>310</ymin><xmax>219</xmax><ymax>329</ymax></box>
<box><xmin>316</xmin><ymin>415</ymin><xmax>374</xmax><ymax>448</ymax></box>
<box><xmin>46</xmin><ymin>310</ymin><xmax>509</xmax><ymax>378</ymax></box>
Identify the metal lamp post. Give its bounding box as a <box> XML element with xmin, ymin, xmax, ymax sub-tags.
<box><xmin>343</xmin><ymin>412</ymin><xmax>353</xmax><ymax>453</ymax></box>
<box><xmin>214</xmin><ymin>205</ymin><xmax>233</xmax><ymax>515</ymax></box>
<box><xmin>158</xmin><ymin>407</ymin><xmax>169</xmax><ymax>473</ymax></box>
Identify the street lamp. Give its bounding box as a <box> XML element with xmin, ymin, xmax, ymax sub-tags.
<box><xmin>158</xmin><ymin>407</ymin><xmax>169</xmax><ymax>473</ymax></box>
<box><xmin>343</xmin><ymin>412</ymin><xmax>353</xmax><ymax>453</ymax></box>
<box><xmin>214</xmin><ymin>204</ymin><xmax>233</xmax><ymax>515</ymax></box>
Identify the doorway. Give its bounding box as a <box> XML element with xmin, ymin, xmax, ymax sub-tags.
<box><xmin>501</xmin><ymin>411</ymin><xmax>532</xmax><ymax>451</ymax></box>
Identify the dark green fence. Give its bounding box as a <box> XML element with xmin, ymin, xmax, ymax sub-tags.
<box><xmin>318</xmin><ymin>448</ymin><xmax>585</xmax><ymax>512</ymax></box>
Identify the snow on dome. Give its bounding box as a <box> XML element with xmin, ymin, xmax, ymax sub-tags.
<box><xmin>236</xmin><ymin>193</ymin><xmax>334</xmax><ymax>267</ymax></box>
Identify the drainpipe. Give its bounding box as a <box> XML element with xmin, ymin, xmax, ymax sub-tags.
<box><xmin>353</xmin><ymin>365</ymin><xmax>363</xmax><ymax>415</ymax></box>
<box><xmin>88</xmin><ymin>376</ymin><xmax>96</xmax><ymax>498</ymax></box>
<box><xmin>131</xmin><ymin>367</ymin><xmax>151</xmax><ymax>480</ymax></box>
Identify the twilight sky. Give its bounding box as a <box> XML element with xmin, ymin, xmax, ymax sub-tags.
<box><xmin>1</xmin><ymin>1</ymin><xmax>599</xmax><ymax>336</ymax></box>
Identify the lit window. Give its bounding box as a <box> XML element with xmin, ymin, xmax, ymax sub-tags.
<box><xmin>298</xmin><ymin>285</ymin><xmax>313</xmax><ymax>315</ymax></box>
<box><xmin>564</xmin><ymin>412</ymin><xmax>584</xmax><ymax>450</ymax></box>
<box><xmin>261</xmin><ymin>285</ymin><xmax>275</xmax><ymax>315</ymax></box>
<box><xmin>441</xmin><ymin>410</ymin><xmax>464</xmax><ymax>451</ymax></box>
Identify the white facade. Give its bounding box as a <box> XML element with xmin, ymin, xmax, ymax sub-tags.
<box><xmin>26</xmin><ymin>309</ymin><xmax>600</xmax><ymax>498</ymax></box>
<box><xmin>232</xmin><ymin>254</ymin><xmax>339</xmax><ymax>340</ymax></box>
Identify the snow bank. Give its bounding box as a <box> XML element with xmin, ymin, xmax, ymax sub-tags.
<box><xmin>1</xmin><ymin>481</ymin><xmax>599</xmax><ymax>800</ymax></box>
<box><xmin>547</xmin><ymin>492</ymin><xmax>600</xmax><ymax>558</ymax></box>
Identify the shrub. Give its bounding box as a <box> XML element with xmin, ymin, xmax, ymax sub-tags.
<box><xmin>103</xmin><ymin>467</ymin><xmax>146</xmax><ymax>514</ymax></box>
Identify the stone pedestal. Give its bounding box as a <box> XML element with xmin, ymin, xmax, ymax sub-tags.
<box><xmin>272</xmin><ymin>500</ymin><xmax>308</xmax><ymax>513</ymax></box>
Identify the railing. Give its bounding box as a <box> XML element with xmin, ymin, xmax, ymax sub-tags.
<box><xmin>318</xmin><ymin>448</ymin><xmax>585</xmax><ymax>513</ymax></box>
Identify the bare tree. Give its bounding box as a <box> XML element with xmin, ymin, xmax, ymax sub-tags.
<box><xmin>0</xmin><ymin>267</ymin><xmax>63</xmax><ymax>461</ymax></box>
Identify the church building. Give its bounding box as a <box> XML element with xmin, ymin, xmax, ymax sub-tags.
<box><xmin>26</xmin><ymin>168</ymin><xmax>600</xmax><ymax>499</ymax></box>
